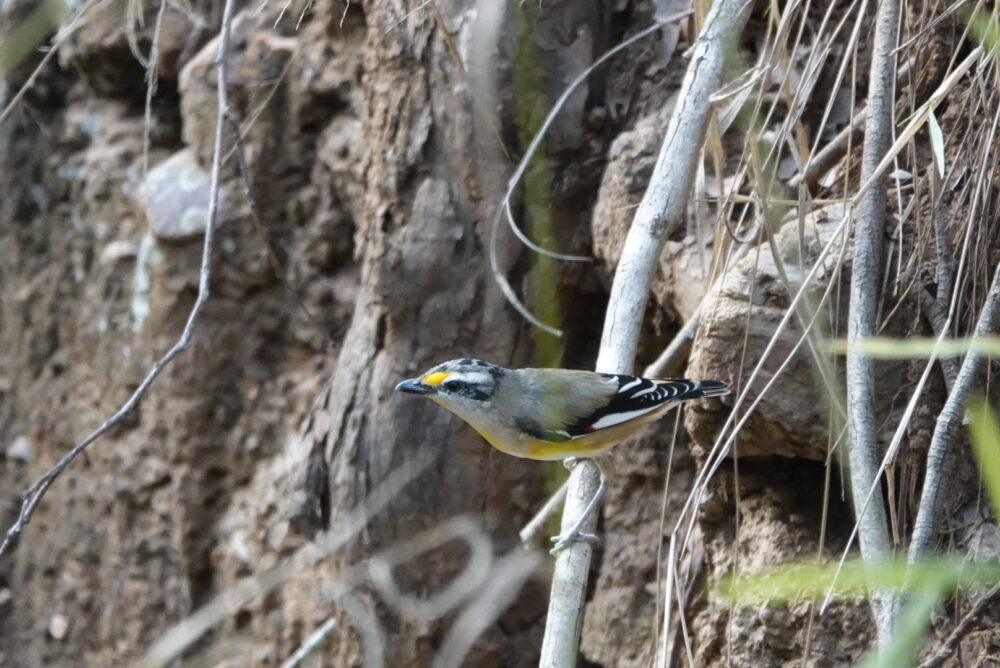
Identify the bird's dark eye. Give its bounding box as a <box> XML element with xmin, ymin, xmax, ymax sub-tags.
<box><xmin>443</xmin><ymin>380</ymin><xmax>463</xmax><ymax>392</ymax></box>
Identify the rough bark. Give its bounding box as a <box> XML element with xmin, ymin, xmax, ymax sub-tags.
<box><xmin>3</xmin><ymin>2</ymin><xmax>999</xmax><ymax>667</ymax></box>
<box><xmin>844</xmin><ymin>0</ymin><xmax>901</xmax><ymax>642</ymax></box>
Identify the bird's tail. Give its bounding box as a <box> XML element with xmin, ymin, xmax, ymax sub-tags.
<box><xmin>693</xmin><ymin>379</ymin><xmax>729</xmax><ymax>398</ymax></box>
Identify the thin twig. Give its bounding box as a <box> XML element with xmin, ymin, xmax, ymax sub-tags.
<box><xmin>280</xmin><ymin>617</ymin><xmax>338</xmax><ymax>668</ymax></box>
<box><xmin>0</xmin><ymin>0</ymin><xmax>235</xmax><ymax>557</ymax></box>
<box><xmin>917</xmin><ymin>582</ymin><xmax>1000</xmax><ymax>668</ymax></box>
<box><xmin>489</xmin><ymin>13</ymin><xmax>693</xmax><ymax>336</ymax></box>
<box><xmin>539</xmin><ymin>2</ymin><xmax>751</xmax><ymax>666</ymax></box>
<box><xmin>920</xmin><ymin>291</ymin><xmax>960</xmax><ymax>390</ymax></box>
<box><xmin>431</xmin><ymin>550</ymin><xmax>543</xmax><ymax>668</ymax></box>
<box><xmin>843</xmin><ymin>0</ymin><xmax>902</xmax><ymax>642</ymax></box>
<box><xmin>788</xmin><ymin>59</ymin><xmax>915</xmax><ymax>191</ymax></box>
<box><xmin>644</xmin><ymin>305</ymin><xmax>703</xmax><ymax>378</ymax></box>
<box><xmin>850</xmin><ymin>46</ymin><xmax>984</xmax><ymax>210</ymax></box>
<box><xmin>789</xmin><ymin>108</ymin><xmax>867</xmax><ymax>190</ymax></box>
<box><xmin>518</xmin><ymin>480</ymin><xmax>568</xmax><ymax>546</ymax></box>
<box><xmin>142</xmin><ymin>453</ymin><xmax>435</xmax><ymax>666</ymax></box>
<box><xmin>142</xmin><ymin>0</ymin><xmax>170</xmax><ymax>178</ymax></box>
<box><xmin>642</xmin><ymin>237</ymin><xmax>752</xmax><ymax>379</ymax></box>
<box><xmin>0</xmin><ymin>0</ymin><xmax>111</xmax><ymax>127</ymax></box>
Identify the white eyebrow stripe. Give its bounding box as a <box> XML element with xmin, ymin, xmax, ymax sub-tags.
<box><xmin>589</xmin><ymin>405</ymin><xmax>662</xmax><ymax>430</ymax></box>
<box><xmin>619</xmin><ymin>378</ymin><xmax>643</xmax><ymax>392</ymax></box>
<box><xmin>451</xmin><ymin>372</ymin><xmax>491</xmax><ymax>384</ymax></box>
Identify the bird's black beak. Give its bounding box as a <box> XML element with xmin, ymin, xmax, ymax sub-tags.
<box><xmin>395</xmin><ymin>378</ymin><xmax>433</xmax><ymax>395</ymax></box>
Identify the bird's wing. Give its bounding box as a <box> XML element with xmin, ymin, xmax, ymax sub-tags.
<box><xmin>560</xmin><ymin>375</ymin><xmax>709</xmax><ymax>438</ymax></box>
<box><xmin>513</xmin><ymin>370</ymin><xmax>726</xmax><ymax>442</ymax></box>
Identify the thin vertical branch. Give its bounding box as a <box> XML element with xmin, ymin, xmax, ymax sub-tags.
<box><xmin>0</xmin><ymin>0</ymin><xmax>237</xmax><ymax>557</ymax></box>
<box><xmin>909</xmin><ymin>262</ymin><xmax>1000</xmax><ymax>561</ymax></box>
<box><xmin>844</xmin><ymin>0</ymin><xmax>901</xmax><ymax>643</ymax></box>
<box><xmin>538</xmin><ymin>2</ymin><xmax>751</xmax><ymax>665</ymax></box>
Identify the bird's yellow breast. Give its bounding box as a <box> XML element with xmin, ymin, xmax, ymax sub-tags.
<box><xmin>470</xmin><ymin>415</ymin><xmax>660</xmax><ymax>461</ymax></box>
<box><xmin>433</xmin><ymin>396</ymin><xmax>671</xmax><ymax>461</ymax></box>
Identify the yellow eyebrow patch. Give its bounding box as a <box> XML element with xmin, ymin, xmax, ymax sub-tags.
<box><xmin>422</xmin><ymin>371</ymin><xmax>450</xmax><ymax>386</ymax></box>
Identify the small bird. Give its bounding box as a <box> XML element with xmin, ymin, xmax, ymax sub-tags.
<box><xmin>396</xmin><ymin>358</ymin><xmax>729</xmax><ymax>552</ymax></box>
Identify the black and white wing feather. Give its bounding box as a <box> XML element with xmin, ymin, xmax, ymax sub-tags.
<box><xmin>564</xmin><ymin>375</ymin><xmax>728</xmax><ymax>438</ymax></box>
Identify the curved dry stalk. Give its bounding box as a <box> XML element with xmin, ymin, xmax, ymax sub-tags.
<box><xmin>538</xmin><ymin>2</ymin><xmax>751</xmax><ymax>666</ymax></box>
<box><xmin>498</xmin><ymin>17</ymin><xmax>688</xmax><ymax>263</ymax></box>
<box><xmin>0</xmin><ymin>0</ymin><xmax>237</xmax><ymax>557</ymax></box>
<box><xmin>324</xmin><ymin>587</ymin><xmax>385</xmax><ymax>668</ymax></box>
<box><xmin>141</xmin><ymin>456</ymin><xmax>435</xmax><ymax>666</ymax></box>
<box><xmin>431</xmin><ymin>550</ymin><xmax>543</xmax><ymax>668</ymax></box>
<box><xmin>488</xmin><ymin>13</ymin><xmax>692</xmax><ymax>336</ymax></box>
<box><xmin>843</xmin><ymin>0</ymin><xmax>901</xmax><ymax>642</ymax></box>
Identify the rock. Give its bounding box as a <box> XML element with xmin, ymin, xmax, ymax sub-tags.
<box><xmin>5</xmin><ymin>435</ymin><xmax>32</xmax><ymax>462</ymax></box>
<box><xmin>58</xmin><ymin>0</ymin><xmax>210</xmax><ymax>94</ymax></box>
<box><xmin>142</xmin><ymin>148</ymin><xmax>223</xmax><ymax>240</ymax></box>
<box><xmin>685</xmin><ymin>206</ymin><xmax>851</xmax><ymax>461</ymax></box>
<box><xmin>178</xmin><ymin>11</ymin><xmax>296</xmax><ymax>170</ymax></box>
<box><xmin>48</xmin><ymin>614</ymin><xmax>68</xmax><ymax>640</ymax></box>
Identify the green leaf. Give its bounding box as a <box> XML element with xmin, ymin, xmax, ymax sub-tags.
<box><xmin>927</xmin><ymin>108</ymin><xmax>946</xmax><ymax>178</ymax></box>
<box><xmin>829</xmin><ymin>336</ymin><xmax>1000</xmax><ymax>358</ymax></box>
<box><xmin>714</xmin><ymin>558</ymin><xmax>1000</xmax><ymax>604</ymax></box>
<box><xmin>969</xmin><ymin>400</ymin><xmax>1000</xmax><ymax>520</ymax></box>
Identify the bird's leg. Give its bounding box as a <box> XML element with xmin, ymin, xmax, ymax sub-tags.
<box><xmin>550</xmin><ymin>457</ymin><xmax>608</xmax><ymax>554</ymax></box>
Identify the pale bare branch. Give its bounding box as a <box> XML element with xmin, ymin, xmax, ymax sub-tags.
<box><xmin>540</xmin><ymin>2</ymin><xmax>752</xmax><ymax>665</ymax></box>
<box><xmin>843</xmin><ymin>0</ymin><xmax>902</xmax><ymax>640</ymax></box>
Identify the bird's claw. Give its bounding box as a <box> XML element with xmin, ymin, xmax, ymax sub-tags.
<box><xmin>549</xmin><ymin>529</ymin><xmax>600</xmax><ymax>555</ymax></box>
